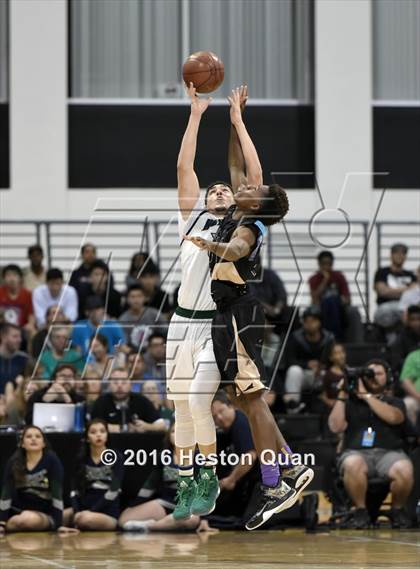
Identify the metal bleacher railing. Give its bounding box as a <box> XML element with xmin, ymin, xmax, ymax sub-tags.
<box><xmin>1</xmin><ymin>219</ymin><xmax>419</xmax><ymax>317</ymax></box>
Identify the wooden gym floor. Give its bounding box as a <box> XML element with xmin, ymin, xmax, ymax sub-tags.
<box><xmin>1</xmin><ymin>529</ymin><xmax>419</xmax><ymax>569</ymax></box>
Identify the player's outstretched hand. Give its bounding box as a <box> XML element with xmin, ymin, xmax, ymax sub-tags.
<box><xmin>228</xmin><ymin>87</ymin><xmax>243</xmax><ymax>126</ymax></box>
<box><xmin>239</xmin><ymin>84</ymin><xmax>248</xmax><ymax>112</ymax></box>
<box><xmin>187</xmin><ymin>82</ymin><xmax>213</xmax><ymax>117</ymax></box>
<box><xmin>184</xmin><ymin>235</ymin><xmax>210</xmax><ymax>250</ymax></box>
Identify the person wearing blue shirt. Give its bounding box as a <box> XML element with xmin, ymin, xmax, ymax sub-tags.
<box><xmin>71</xmin><ymin>296</ymin><xmax>126</xmax><ymax>358</ymax></box>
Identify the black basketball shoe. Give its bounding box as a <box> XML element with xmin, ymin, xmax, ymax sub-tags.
<box><xmin>245</xmin><ymin>479</ymin><xmax>296</xmax><ymax>531</ymax></box>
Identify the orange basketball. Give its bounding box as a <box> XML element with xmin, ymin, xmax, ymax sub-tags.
<box><xmin>182</xmin><ymin>51</ymin><xmax>224</xmax><ymax>94</ymax></box>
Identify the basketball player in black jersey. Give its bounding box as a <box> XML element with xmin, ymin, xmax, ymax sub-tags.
<box><xmin>186</xmin><ymin>89</ymin><xmax>313</xmax><ymax>530</ymax></box>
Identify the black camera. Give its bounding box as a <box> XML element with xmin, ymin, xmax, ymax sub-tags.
<box><xmin>344</xmin><ymin>366</ymin><xmax>375</xmax><ymax>394</ymax></box>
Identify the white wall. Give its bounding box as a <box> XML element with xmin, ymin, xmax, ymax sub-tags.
<box><xmin>2</xmin><ymin>0</ymin><xmax>419</xmax><ymax>290</ymax></box>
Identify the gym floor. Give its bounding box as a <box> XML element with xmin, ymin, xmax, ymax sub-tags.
<box><xmin>2</xmin><ymin>529</ymin><xmax>419</xmax><ymax>568</ymax></box>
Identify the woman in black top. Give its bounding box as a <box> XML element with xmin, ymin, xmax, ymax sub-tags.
<box><xmin>0</xmin><ymin>425</ymin><xmax>65</xmax><ymax>533</ymax></box>
<box><xmin>68</xmin><ymin>419</ymin><xmax>123</xmax><ymax>531</ymax></box>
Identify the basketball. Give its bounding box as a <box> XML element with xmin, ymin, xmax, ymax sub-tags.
<box><xmin>182</xmin><ymin>51</ymin><xmax>224</xmax><ymax>93</ymax></box>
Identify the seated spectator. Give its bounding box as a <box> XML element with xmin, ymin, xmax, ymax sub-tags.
<box><xmin>23</xmin><ymin>245</ymin><xmax>46</xmax><ymax>291</ymax></box>
<box><xmin>77</xmin><ymin>260</ymin><xmax>122</xmax><ymax>320</ymax></box>
<box><xmin>69</xmin><ymin>243</ymin><xmax>98</xmax><ymax>292</ymax></box>
<box><xmin>143</xmin><ymin>333</ymin><xmax>167</xmax><ymax>394</ymax></box>
<box><xmin>308</xmin><ymin>251</ymin><xmax>362</xmax><ymax>342</ymax></box>
<box><xmin>142</xmin><ymin>380</ymin><xmax>173</xmax><ymax>427</ymax></box>
<box><xmin>283</xmin><ymin>306</ymin><xmax>335</xmax><ymax>413</ymax></box>
<box><xmin>126</xmin><ymin>251</ymin><xmax>150</xmax><ymax>289</ymax></box>
<box><xmin>0</xmin><ymin>425</ymin><xmax>66</xmax><ymax>534</ymax></box>
<box><xmin>33</xmin><ymin>268</ymin><xmax>78</xmax><ymax>327</ymax></box>
<box><xmin>71</xmin><ymin>296</ymin><xmax>126</xmax><ymax>358</ymax></box>
<box><xmin>25</xmin><ymin>364</ymin><xmax>85</xmax><ymax>424</ymax></box>
<box><xmin>82</xmin><ymin>368</ymin><xmax>103</xmax><ymax>421</ymax></box>
<box><xmin>119</xmin><ymin>422</ymin><xmax>209</xmax><ymax>533</ymax></box>
<box><xmin>328</xmin><ymin>359</ymin><xmax>413</xmax><ymax>529</ymax></box>
<box><xmin>38</xmin><ymin>325</ymin><xmax>85</xmax><ymax>379</ymax></box>
<box><xmin>0</xmin><ymin>264</ymin><xmax>36</xmax><ymax>335</ymax></box>
<box><xmin>66</xmin><ymin>419</ymin><xmax>123</xmax><ymax>531</ymax></box>
<box><xmin>0</xmin><ymin>324</ymin><xmax>32</xmax><ymax>395</ymax></box>
<box><xmin>399</xmin><ymin>347</ymin><xmax>420</xmax><ymax>427</ymax></box>
<box><xmin>127</xmin><ymin>351</ymin><xmax>149</xmax><ymax>393</ymax></box>
<box><xmin>84</xmin><ymin>333</ymin><xmax>125</xmax><ymax>380</ymax></box>
<box><xmin>1</xmin><ymin>376</ymin><xmax>38</xmax><ymax>427</ymax></box>
<box><xmin>319</xmin><ymin>342</ymin><xmax>347</xmax><ymax>410</ymax></box>
<box><xmin>399</xmin><ymin>265</ymin><xmax>420</xmax><ymax>316</ymax></box>
<box><xmin>390</xmin><ymin>305</ymin><xmax>420</xmax><ymax>373</ymax></box>
<box><xmin>248</xmin><ymin>266</ymin><xmax>289</xmax><ymax>337</ymax></box>
<box><xmin>30</xmin><ymin>305</ymin><xmax>69</xmax><ymax>359</ymax></box>
<box><xmin>119</xmin><ymin>284</ymin><xmax>168</xmax><ymax>349</ymax></box>
<box><xmin>211</xmin><ymin>391</ymin><xmax>258</xmax><ymax>519</ymax></box>
<box><xmin>137</xmin><ymin>259</ymin><xmax>172</xmax><ymax>315</ymax></box>
<box><xmin>374</xmin><ymin>243</ymin><xmax>416</xmax><ymax>331</ymax></box>
<box><xmin>91</xmin><ymin>368</ymin><xmax>165</xmax><ymax>433</ymax></box>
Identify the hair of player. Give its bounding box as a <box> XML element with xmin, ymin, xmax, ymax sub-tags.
<box><xmin>256</xmin><ymin>184</ymin><xmax>289</xmax><ymax>226</ymax></box>
<box><xmin>205</xmin><ymin>180</ymin><xmax>233</xmax><ymax>205</ymax></box>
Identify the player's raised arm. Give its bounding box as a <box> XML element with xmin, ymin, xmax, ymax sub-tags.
<box><xmin>228</xmin><ymin>85</ymin><xmax>248</xmax><ymax>192</ymax></box>
<box><xmin>177</xmin><ymin>83</ymin><xmax>212</xmax><ymax>221</ymax></box>
<box><xmin>228</xmin><ymin>88</ymin><xmax>263</xmax><ymax>188</ymax></box>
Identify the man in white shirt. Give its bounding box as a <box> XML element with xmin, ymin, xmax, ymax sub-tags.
<box><xmin>399</xmin><ymin>265</ymin><xmax>420</xmax><ymax>317</ymax></box>
<box><xmin>33</xmin><ymin>268</ymin><xmax>78</xmax><ymax>327</ymax></box>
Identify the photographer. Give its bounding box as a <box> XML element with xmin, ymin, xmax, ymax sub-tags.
<box><xmin>328</xmin><ymin>359</ymin><xmax>413</xmax><ymax>529</ymax></box>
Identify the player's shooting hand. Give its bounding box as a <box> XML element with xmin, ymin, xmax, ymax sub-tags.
<box><xmin>228</xmin><ymin>88</ymin><xmax>243</xmax><ymax>126</ymax></box>
<box><xmin>239</xmin><ymin>85</ymin><xmax>248</xmax><ymax>112</ymax></box>
<box><xmin>187</xmin><ymin>82</ymin><xmax>212</xmax><ymax>117</ymax></box>
<box><xmin>184</xmin><ymin>235</ymin><xmax>210</xmax><ymax>250</ymax></box>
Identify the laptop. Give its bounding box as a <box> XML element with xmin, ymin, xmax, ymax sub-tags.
<box><xmin>33</xmin><ymin>403</ymin><xmax>76</xmax><ymax>432</ymax></box>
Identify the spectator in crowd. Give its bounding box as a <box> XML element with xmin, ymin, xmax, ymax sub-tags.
<box><xmin>137</xmin><ymin>259</ymin><xmax>172</xmax><ymax>315</ymax></box>
<box><xmin>143</xmin><ymin>333</ymin><xmax>167</xmax><ymax>394</ymax></box>
<box><xmin>211</xmin><ymin>391</ymin><xmax>258</xmax><ymax>519</ymax></box>
<box><xmin>71</xmin><ymin>296</ymin><xmax>126</xmax><ymax>359</ymax></box>
<box><xmin>82</xmin><ymin>368</ymin><xmax>103</xmax><ymax>421</ymax></box>
<box><xmin>1</xmin><ymin>376</ymin><xmax>38</xmax><ymax>427</ymax></box>
<box><xmin>91</xmin><ymin>368</ymin><xmax>165</xmax><ymax>433</ymax></box>
<box><xmin>125</xmin><ymin>251</ymin><xmax>149</xmax><ymax>289</ymax></box>
<box><xmin>67</xmin><ymin>419</ymin><xmax>123</xmax><ymax>531</ymax></box>
<box><xmin>23</xmin><ymin>245</ymin><xmax>46</xmax><ymax>291</ymax></box>
<box><xmin>33</xmin><ymin>268</ymin><xmax>78</xmax><ymax>327</ymax></box>
<box><xmin>38</xmin><ymin>325</ymin><xmax>85</xmax><ymax>379</ymax></box>
<box><xmin>30</xmin><ymin>305</ymin><xmax>69</xmax><ymax>359</ymax></box>
<box><xmin>119</xmin><ymin>422</ymin><xmax>211</xmax><ymax>533</ymax></box>
<box><xmin>119</xmin><ymin>284</ymin><xmax>168</xmax><ymax>349</ymax></box>
<box><xmin>142</xmin><ymin>380</ymin><xmax>173</xmax><ymax>426</ymax></box>
<box><xmin>328</xmin><ymin>359</ymin><xmax>413</xmax><ymax>529</ymax></box>
<box><xmin>85</xmin><ymin>333</ymin><xmax>125</xmax><ymax>379</ymax></box>
<box><xmin>283</xmin><ymin>306</ymin><xmax>335</xmax><ymax>413</ymax></box>
<box><xmin>0</xmin><ymin>265</ymin><xmax>36</xmax><ymax>334</ymax></box>
<box><xmin>0</xmin><ymin>425</ymin><xmax>66</xmax><ymax>534</ymax></box>
<box><xmin>77</xmin><ymin>260</ymin><xmax>122</xmax><ymax>320</ymax></box>
<box><xmin>248</xmin><ymin>266</ymin><xmax>289</xmax><ymax>337</ymax></box>
<box><xmin>308</xmin><ymin>251</ymin><xmax>362</xmax><ymax>342</ymax></box>
<box><xmin>127</xmin><ymin>351</ymin><xmax>150</xmax><ymax>393</ymax></box>
<box><xmin>25</xmin><ymin>364</ymin><xmax>85</xmax><ymax>424</ymax></box>
<box><xmin>319</xmin><ymin>342</ymin><xmax>347</xmax><ymax>410</ymax></box>
<box><xmin>399</xmin><ymin>347</ymin><xmax>420</xmax><ymax>427</ymax></box>
<box><xmin>399</xmin><ymin>265</ymin><xmax>420</xmax><ymax>316</ymax></box>
<box><xmin>390</xmin><ymin>305</ymin><xmax>420</xmax><ymax>373</ymax></box>
<box><xmin>69</xmin><ymin>243</ymin><xmax>98</xmax><ymax>292</ymax></box>
<box><xmin>374</xmin><ymin>243</ymin><xmax>416</xmax><ymax>330</ymax></box>
<box><xmin>0</xmin><ymin>324</ymin><xmax>32</xmax><ymax>395</ymax></box>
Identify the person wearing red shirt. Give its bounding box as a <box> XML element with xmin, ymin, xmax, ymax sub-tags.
<box><xmin>0</xmin><ymin>265</ymin><xmax>36</xmax><ymax>336</ymax></box>
<box><xmin>308</xmin><ymin>251</ymin><xmax>362</xmax><ymax>342</ymax></box>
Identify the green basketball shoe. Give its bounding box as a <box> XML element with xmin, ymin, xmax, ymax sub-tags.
<box><xmin>173</xmin><ymin>477</ymin><xmax>197</xmax><ymax>521</ymax></box>
<box><xmin>190</xmin><ymin>469</ymin><xmax>220</xmax><ymax>516</ymax></box>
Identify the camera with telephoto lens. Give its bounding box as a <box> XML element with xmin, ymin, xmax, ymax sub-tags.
<box><xmin>344</xmin><ymin>366</ymin><xmax>375</xmax><ymax>395</ymax></box>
